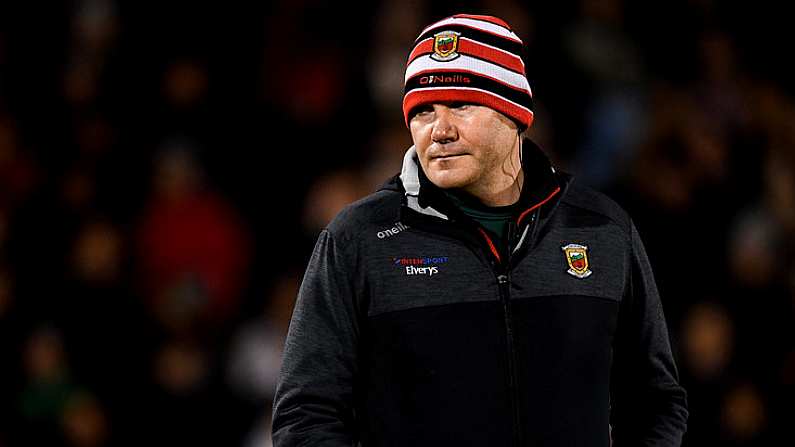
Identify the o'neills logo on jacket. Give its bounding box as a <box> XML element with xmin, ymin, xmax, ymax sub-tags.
<box><xmin>377</xmin><ymin>222</ymin><xmax>409</xmax><ymax>239</ymax></box>
<box><xmin>419</xmin><ymin>74</ymin><xmax>471</xmax><ymax>85</ymax></box>
<box><xmin>393</xmin><ymin>256</ymin><xmax>449</xmax><ymax>277</ymax></box>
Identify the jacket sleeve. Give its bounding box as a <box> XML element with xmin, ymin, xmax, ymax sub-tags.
<box><xmin>610</xmin><ymin>221</ymin><xmax>688</xmax><ymax>446</ymax></box>
<box><xmin>271</xmin><ymin>229</ymin><xmax>360</xmax><ymax>447</ymax></box>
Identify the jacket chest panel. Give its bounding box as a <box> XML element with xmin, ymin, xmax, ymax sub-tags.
<box><xmin>510</xmin><ymin>223</ymin><xmax>628</xmax><ymax>302</ymax></box>
<box><xmin>364</xmin><ymin>230</ymin><xmax>498</xmax><ymax>317</ymax></box>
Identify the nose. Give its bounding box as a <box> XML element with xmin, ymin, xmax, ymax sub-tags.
<box><xmin>431</xmin><ymin>107</ymin><xmax>458</xmax><ymax>144</ymax></box>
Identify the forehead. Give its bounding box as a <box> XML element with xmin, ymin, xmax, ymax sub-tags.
<box><xmin>415</xmin><ymin>101</ymin><xmax>489</xmax><ymax>112</ymax></box>
<box><xmin>416</xmin><ymin>103</ymin><xmax>515</xmax><ymax>123</ymax></box>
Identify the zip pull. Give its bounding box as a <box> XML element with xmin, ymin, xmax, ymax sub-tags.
<box><xmin>506</xmin><ymin>221</ymin><xmax>517</xmax><ymax>254</ymax></box>
<box><xmin>497</xmin><ymin>274</ymin><xmax>509</xmax><ymax>285</ymax></box>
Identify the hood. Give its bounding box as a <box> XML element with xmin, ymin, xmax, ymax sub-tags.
<box><xmin>399</xmin><ymin>145</ymin><xmax>451</xmax><ymax>220</ymax></box>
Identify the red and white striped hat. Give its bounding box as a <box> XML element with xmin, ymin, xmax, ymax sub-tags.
<box><xmin>403</xmin><ymin>14</ymin><xmax>534</xmax><ymax>130</ymax></box>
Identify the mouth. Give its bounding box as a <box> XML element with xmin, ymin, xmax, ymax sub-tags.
<box><xmin>430</xmin><ymin>153</ymin><xmax>467</xmax><ymax>161</ymax></box>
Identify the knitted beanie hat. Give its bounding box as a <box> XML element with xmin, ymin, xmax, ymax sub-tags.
<box><xmin>403</xmin><ymin>14</ymin><xmax>534</xmax><ymax>130</ymax></box>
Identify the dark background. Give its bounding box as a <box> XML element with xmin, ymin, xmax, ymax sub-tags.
<box><xmin>0</xmin><ymin>0</ymin><xmax>793</xmax><ymax>445</ymax></box>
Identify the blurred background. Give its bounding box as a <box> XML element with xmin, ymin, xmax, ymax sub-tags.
<box><xmin>0</xmin><ymin>0</ymin><xmax>793</xmax><ymax>445</ymax></box>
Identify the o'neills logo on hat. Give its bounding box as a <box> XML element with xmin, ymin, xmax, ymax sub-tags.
<box><xmin>419</xmin><ymin>74</ymin><xmax>471</xmax><ymax>85</ymax></box>
<box><xmin>431</xmin><ymin>31</ymin><xmax>461</xmax><ymax>61</ymax></box>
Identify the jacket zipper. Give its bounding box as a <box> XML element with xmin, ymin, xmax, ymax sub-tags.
<box><xmin>496</xmin><ymin>221</ymin><xmax>522</xmax><ymax>447</ymax></box>
<box><xmin>497</xmin><ymin>272</ymin><xmax>521</xmax><ymax>447</ymax></box>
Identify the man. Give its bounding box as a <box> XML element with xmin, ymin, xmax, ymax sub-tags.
<box><xmin>272</xmin><ymin>14</ymin><xmax>688</xmax><ymax>446</ymax></box>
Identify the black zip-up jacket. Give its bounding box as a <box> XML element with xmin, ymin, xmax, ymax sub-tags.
<box><xmin>272</xmin><ymin>140</ymin><xmax>688</xmax><ymax>446</ymax></box>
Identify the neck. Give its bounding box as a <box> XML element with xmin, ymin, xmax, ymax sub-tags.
<box><xmin>464</xmin><ymin>138</ymin><xmax>524</xmax><ymax>207</ymax></box>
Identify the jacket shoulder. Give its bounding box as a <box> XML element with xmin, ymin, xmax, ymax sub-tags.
<box><xmin>326</xmin><ymin>183</ymin><xmax>403</xmax><ymax>243</ymax></box>
<box><xmin>559</xmin><ymin>179</ymin><xmax>632</xmax><ymax>235</ymax></box>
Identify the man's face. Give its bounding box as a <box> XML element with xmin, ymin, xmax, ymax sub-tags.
<box><xmin>409</xmin><ymin>103</ymin><xmax>519</xmax><ymax>193</ymax></box>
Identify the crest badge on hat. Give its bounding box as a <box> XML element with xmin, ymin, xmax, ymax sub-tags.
<box><xmin>431</xmin><ymin>31</ymin><xmax>461</xmax><ymax>61</ymax></box>
<box><xmin>561</xmin><ymin>243</ymin><xmax>592</xmax><ymax>279</ymax></box>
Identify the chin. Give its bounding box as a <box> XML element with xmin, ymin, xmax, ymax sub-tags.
<box><xmin>427</xmin><ymin>170</ymin><xmax>473</xmax><ymax>190</ymax></box>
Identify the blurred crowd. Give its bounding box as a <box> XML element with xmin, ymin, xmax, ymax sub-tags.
<box><xmin>0</xmin><ymin>0</ymin><xmax>793</xmax><ymax>446</ymax></box>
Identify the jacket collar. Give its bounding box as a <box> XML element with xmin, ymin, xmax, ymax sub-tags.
<box><xmin>400</xmin><ymin>146</ymin><xmax>451</xmax><ymax>220</ymax></box>
<box><xmin>398</xmin><ymin>138</ymin><xmax>563</xmax><ymax>225</ymax></box>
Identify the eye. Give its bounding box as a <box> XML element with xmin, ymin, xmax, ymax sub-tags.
<box><xmin>449</xmin><ymin>102</ymin><xmax>471</xmax><ymax>111</ymax></box>
<box><xmin>411</xmin><ymin>105</ymin><xmax>434</xmax><ymax>120</ymax></box>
